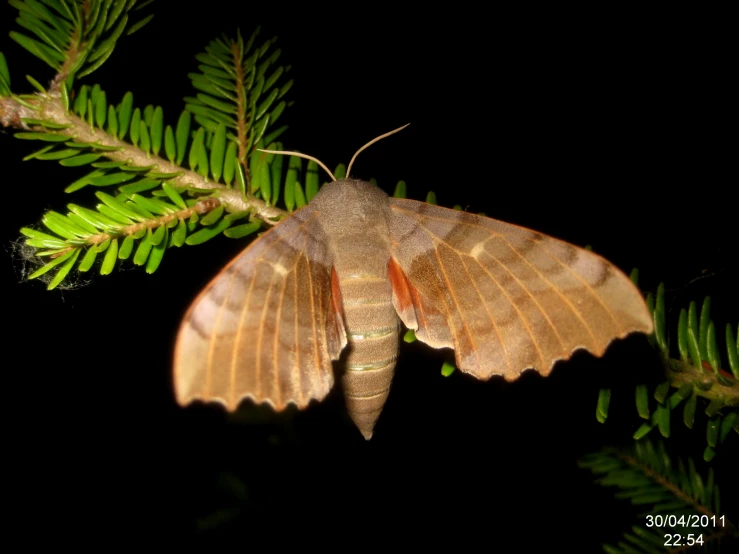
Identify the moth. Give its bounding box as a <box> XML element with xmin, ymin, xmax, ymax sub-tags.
<box><xmin>174</xmin><ymin>127</ymin><xmax>653</xmax><ymax>439</ymax></box>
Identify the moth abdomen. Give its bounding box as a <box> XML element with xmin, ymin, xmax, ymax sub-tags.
<box><xmin>336</xmin><ymin>270</ymin><xmax>400</xmax><ymax>440</ymax></box>
<box><xmin>342</xmin><ymin>361</ymin><xmax>396</xmax><ymax>440</ymax></box>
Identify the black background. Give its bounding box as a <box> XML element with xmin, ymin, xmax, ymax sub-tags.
<box><xmin>2</xmin><ymin>2</ymin><xmax>736</xmax><ymax>549</ymax></box>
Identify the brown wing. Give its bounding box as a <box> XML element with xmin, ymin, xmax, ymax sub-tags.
<box><xmin>388</xmin><ymin>199</ymin><xmax>653</xmax><ymax>380</ymax></box>
<box><xmin>174</xmin><ymin>207</ymin><xmax>347</xmax><ymax>410</ymax></box>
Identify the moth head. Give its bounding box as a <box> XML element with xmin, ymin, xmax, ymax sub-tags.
<box><xmin>257</xmin><ymin>123</ymin><xmax>410</xmax><ymax>183</ymax></box>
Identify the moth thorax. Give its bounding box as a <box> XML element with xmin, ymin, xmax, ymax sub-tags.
<box><xmin>312</xmin><ymin>180</ymin><xmax>391</xmax><ymax>234</ymax></box>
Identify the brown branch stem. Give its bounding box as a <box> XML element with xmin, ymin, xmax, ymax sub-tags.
<box><xmin>1</xmin><ymin>92</ymin><xmax>287</xmax><ymax>224</ymax></box>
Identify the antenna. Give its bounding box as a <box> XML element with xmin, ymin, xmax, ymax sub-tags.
<box><xmin>257</xmin><ymin>123</ymin><xmax>410</xmax><ymax>181</ymax></box>
<box><xmin>346</xmin><ymin>124</ymin><xmax>409</xmax><ymax>178</ymax></box>
<box><xmin>255</xmin><ymin>148</ymin><xmax>336</xmax><ymax>181</ymax></box>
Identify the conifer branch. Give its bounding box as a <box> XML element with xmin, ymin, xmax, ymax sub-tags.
<box><xmin>1</xmin><ymin>91</ymin><xmax>284</xmax><ymax>221</ymax></box>
<box><xmin>1</xmin><ymin>1</ymin><xmax>297</xmax><ymax>287</ymax></box>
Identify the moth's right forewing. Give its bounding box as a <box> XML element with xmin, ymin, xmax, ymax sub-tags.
<box><xmin>174</xmin><ymin>208</ymin><xmax>345</xmax><ymax>411</ymax></box>
<box><xmin>387</xmin><ymin>198</ymin><xmax>653</xmax><ymax>381</ymax></box>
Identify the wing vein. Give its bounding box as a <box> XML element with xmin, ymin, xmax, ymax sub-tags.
<box><xmin>459</xmin><ymin>254</ymin><xmax>511</xmax><ymax>373</ymax></box>
<box><xmin>292</xmin><ymin>250</ymin><xmax>303</xmax><ymax>406</ymax></box>
<box><xmin>539</xmin><ymin>243</ymin><xmax>622</xmax><ymax>330</ymax></box>
<box><xmin>499</xmin><ymin>234</ymin><xmax>600</xmax><ymax>348</ymax></box>
<box><xmin>316</xmin><ymin>265</ymin><xmax>330</xmax><ymax>376</ymax></box>
<box><xmin>478</xmin><ymin>240</ymin><xmax>568</xmax><ymax>360</ymax></box>
<box><xmin>472</xmin><ymin>244</ymin><xmax>547</xmax><ymax>367</ymax></box>
<box><xmin>207</xmin><ymin>268</ymin><xmax>239</xmax><ymax>399</ymax></box>
<box><xmin>305</xmin><ymin>252</ymin><xmax>323</xmax><ymax>379</ymax></box>
<box><xmin>254</xmin><ymin>267</ymin><xmax>276</xmax><ymax>402</ymax></box>
<box><xmin>431</xmin><ymin>244</ymin><xmax>482</xmax><ymax>368</ymax></box>
<box><xmin>266</xmin><ymin>263</ymin><xmax>286</xmax><ymax>408</ymax></box>
<box><xmin>230</xmin><ymin>268</ymin><xmax>258</xmax><ymax>407</ymax></box>
<box><xmin>272</xmin><ymin>276</ymin><xmax>284</xmax><ymax>404</ymax></box>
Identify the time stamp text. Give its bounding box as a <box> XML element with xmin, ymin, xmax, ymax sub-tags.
<box><xmin>646</xmin><ymin>514</ymin><xmax>728</xmax><ymax>548</ymax></box>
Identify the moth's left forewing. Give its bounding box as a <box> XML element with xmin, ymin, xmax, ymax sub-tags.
<box><xmin>387</xmin><ymin>198</ymin><xmax>653</xmax><ymax>381</ymax></box>
<box><xmin>175</xmin><ymin>208</ymin><xmax>346</xmax><ymax>411</ymax></box>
